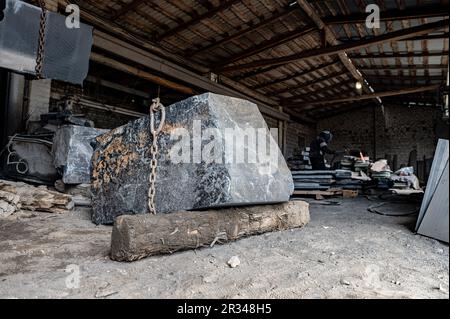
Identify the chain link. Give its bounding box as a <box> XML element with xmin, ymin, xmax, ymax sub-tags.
<box><xmin>148</xmin><ymin>98</ymin><xmax>166</xmax><ymax>215</ymax></box>
<box><xmin>35</xmin><ymin>0</ymin><xmax>47</xmax><ymax>79</ymax></box>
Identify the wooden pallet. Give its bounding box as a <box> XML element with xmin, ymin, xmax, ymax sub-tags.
<box><xmin>293</xmin><ymin>189</ymin><xmax>358</xmax><ymax>200</ymax></box>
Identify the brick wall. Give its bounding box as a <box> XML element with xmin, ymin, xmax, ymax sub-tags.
<box><xmin>285</xmin><ymin>121</ymin><xmax>317</xmax><ymax>159</ymax></box>
<box><xmin>318</xmin><ymin>104</ymin><xmax>440</xmax><ymax>167</ymax></box>
<box><xmin>317</xmin><ymin>106</ymin><xmax>375</xmax><ymax>159</ymax></box>
<box><xmin>374</xmin><ymin>104</ymin><xmax>440</xmax><ymax>167</ymax></box>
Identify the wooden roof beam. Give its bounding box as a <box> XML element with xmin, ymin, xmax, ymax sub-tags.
<box><xmin>283</xmin><ymin>84</ymin><xmax>441</xmax><ymax>108</ymax></box>
<box><xmin>383</xmin><ymin>97</ymin><xmax>440</xmax><ymax>103</ymax></box>
<box><xmin>155</xmin><ymin>0</ymin><xmax>242</xmax><ymax>41</ymax></box>
<box><xmin>337</xmin><ymin>32</ymin><xmax>449</xmax><ymax>43</ymax></box>
<box><xmin>217</xmin><ymin>19</ymin><xmax>449</xmax><ymax>72</ymax></box>
<box><xmin>56</xmin><ymin>0</ymin><xmax>291</xmax><ymax>120</ymax></box>
<box><xmin>323</xmin><ymin>5</ymin><xmax>449</xmax><ymax>24</ymax></box>
<box><xmin>232</xmin><ymin>65</ymin><xmax>282</xmax><ymax>81</ymax></box>
<box><xmin>312</xmin><ymin>95</ymin><xmax>442</xmax><ymax>120</ymax></box>
<box><xmin>296</xmin><ymin>0</ymin><xmax>373</xmax><ymax>95</ymax></box>
<box><xmin>189</xmin><ymin>2</ymin><xmax>300</xmax><ymax>56</ymax></box>
<box><xmin>272</xmin><ymin>71</ymin><xmax>349</xmax><ymax>95</ymax></box>
<box><xmin>360</xmin><ymin>64</ymin><xmax>449</xmax><ymax>71</ymax></box>
<box><xmin>111</xmin><ymin>0</ymin><xmax>147</xmax><ymax>20</ymax></box>
<box><xmin>279</xmin><ymin>78</ymin><xmax>355</xmax><ymax>101</ymax></box>
<box><xmin>402</xmin><ymin>32</ymin><xmax>449</xmax><ymax>41</ymax></box>
<box><xmin>214</xmin><ymin>26</ymin><xmax>316</xmax><ymax>70</ymax></box>
<box><xmin>252</xmin><ymin>60</ymin><xmax>340</xmax><ymax>90</ymax></box>
<box><xmin>368</xmin><ymin>75</ymin><xmax>446</xmax><ymax>81</ymax></box>
<box><xmin>90</xmin><ymin>53</ymin><xmax>195</xmax><ymax>95</ymax></box>
<box><xmin>283</xmin><ymin>88</ymin><xmax>359</xmax><ymax>106</ymax></box>
<box><xmin>350</xmin><ymin>51</ymin><xmax>449</xmax><ymax>59</ymax></box>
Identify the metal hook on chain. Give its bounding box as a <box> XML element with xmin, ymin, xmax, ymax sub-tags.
<box><xmin>150</xmin><ymin>98</ymin><xmax>166</xmax><ymax>136</ymax></box>
<box><xmin>147</xmin><ymin>97</ymin><xmax>166</xmax><ymax>215</ymax></box>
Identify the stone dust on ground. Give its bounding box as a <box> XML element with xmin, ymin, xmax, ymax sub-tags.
<box><xmin>0</xmin><ymin>197</ymin><xmax>448</xmax><ymax>299</ymax></box>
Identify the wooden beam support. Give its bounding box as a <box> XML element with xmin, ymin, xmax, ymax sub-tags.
<box><xmin>58</xmin><ymin>0</ymin><xmax>290</xmax><ymax>120</ymax></box>
<box><xmin>284</xmin><ymin>85</ymin><xmax>441</xmax><ymax>108</ymax></box>
<box><xmin>111</xmin><ymin>0</ymin><xmax>147</xmax><ymax>20</ymax></box>
<box><xmin>60</xmin><ymin>0</ymin><xmax>209</xmax><ymax>74</ymax></box>
<box><xmin>350</xmin><ymin>51</ymin><xmax>449</xmax><ymax>59</ymax></box>
<box><xmin>232</xmin><ymin>65</ymin><xmax>286</xmax><ymax>81</ymax></box>
<box><xmin>370</xmin><ymin>84</ymin><xmax>445</xmax><ymax>92</ymax></box>
<box><xmin>296</xmin><ymin>0</ymin><xmax>371</xmax><ymax>92</ymax></box>
<box><xmin>92</xmin><ymin>31</ymin><xmax>289</xmax><ymax>121</ymax></box>
<box><xmin>155</xmin><ymin>0</ymin><xmax>241</xmax><ymax>41</ymax></box>
<box><xmin>43</xmin><ymin>0</ymin><xmax>59</xmax><ymax>11</ymax></box>
<box><xmin>85</xmin><ymin>76</ymin><xmax>151</xmax><ymax>99</ymax></box>
<box><xmin>218</xmin><ymin>19</ymin><xmax>449</xmax><ymax>73</ymax></box>
<box><xmin>90</xmin><ymin>52</ymin><xmax>195</xmax><ymax>95</ymax></box>
<box><xmin>252</xmin><ymin>60</ymin><xmax>340</xmax><ymax>90</ymax></box>
<box><xmin>368</xmin><ymin>75</ymin><xmax>446</xmax><ymax>81</ymax></box>
<box><xmin>272</xmin><ymin>71</ymin><xmax>349</xmax><ymax>95</ymax></box>
<box><xmin>402</xmin><ymin>32</ymin><xmax>449</xmax><ymax>41</ymax></box>
<box><xmin>359</xmin><ymin>64</ymin><xmax>449</xmax><ymax>71</ymax></box>
<box><xmin>282</xmin><ymin>88</ymin><xmax>359</xmax><ymax>108</ymax></box>
<box><xmin>337</xmin><ymin>32</ymin><xmax>449</xmax><ymax>43</ymax></box>
<box><xmin>323</xmin><ymin>5</ymin><xmax>449</xmax><ymax>24</ymax></box>
<box><xmin>215</xmin><ymin>26</ymin><xmax>316</xmax><ymax>70</ymax></box>
<box><xmin>279</xmin><ymin>78</ymin><xmax>355</xmax><ymax>101</ymax></box>
<box><xmin>189</xmin><ymin>2</ymin><xmax>300</xmax><ymax>56</ymax></box>
<box><xmin>383</xmin><ymin>97</ymin><xmax>440</xmax><ymax>104</ymax></box>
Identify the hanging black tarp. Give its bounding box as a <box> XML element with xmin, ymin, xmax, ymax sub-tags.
<box><xmin>0</xmin><ymin>0</ymin><xmax>92</xmax><ymax>85</ymax></box>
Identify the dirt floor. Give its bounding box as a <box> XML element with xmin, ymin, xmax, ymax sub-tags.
<box><xmin>0</xmin><ymin>197</ymin><xmax>448</xmax><ymax>299</ymax></box>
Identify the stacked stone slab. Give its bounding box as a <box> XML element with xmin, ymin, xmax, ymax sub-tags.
<box><xmin>91</xmin><ymin>93</ymin><xmax>294</xmax><ymax>225</ymax></box>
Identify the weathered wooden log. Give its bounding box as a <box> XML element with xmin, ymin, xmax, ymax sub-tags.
<box><xmin>0</xmin><ymin>190</ymin><xmax>21</xmax><ymax>217</ymax></box>
<box><xmin>0</xmin><ymin>180</ymin><xmax>74</xmax><ymax>215</ymax></box>
<box><xmin>110</xmin><ymin>201</ymin><xmax>310</xmax><ymax>262</ymax></box>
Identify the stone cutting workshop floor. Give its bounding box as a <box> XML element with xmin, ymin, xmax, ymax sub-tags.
<box><xmin>0</xmin><ymin>197</ymin><xmax>448</xmax><ymax>299</ymax></box>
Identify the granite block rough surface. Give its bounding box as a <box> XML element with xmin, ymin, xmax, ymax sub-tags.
<box><xmin>91</xmin><ymin>93</ymin><xmax>294</xmax><ymax>225</ymax></box>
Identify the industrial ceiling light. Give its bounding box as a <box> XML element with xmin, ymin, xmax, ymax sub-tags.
<box><xmin>355</xmin><ymin>81</ymin><xmax>363</xmax><ymax>90</ymax></box>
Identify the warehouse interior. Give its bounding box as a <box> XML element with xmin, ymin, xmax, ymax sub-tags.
<box><xmin>0</xmin><ymin>0</ymin><xmax>449</xmax><ymax>299</ymax></box>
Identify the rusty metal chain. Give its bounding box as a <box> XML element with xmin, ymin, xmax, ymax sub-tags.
<box><xmin>35</xmin><ymin>0</ymin><xmax>48</xmax><ymax>79</ymax></box>
<box><xmin>148</xmin><ymin>97</ymin><xmax>166</xmax><ymax>215</ymax></box>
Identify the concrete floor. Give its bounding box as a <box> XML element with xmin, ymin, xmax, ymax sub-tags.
<box><xmin>0</xmin><ymin>197</ymin><xmax>448</xmax><ymax>299</ymax></box>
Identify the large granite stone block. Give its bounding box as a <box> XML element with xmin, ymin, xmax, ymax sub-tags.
<box><xmin>52</xmin><ymin>125</ymin><xmax>108</xmax><ymax>185</ymax></box>
<box><xmin>91</xmin><ymin>93</ymin><xmax>294</xmax><ymax>225</ymax></box>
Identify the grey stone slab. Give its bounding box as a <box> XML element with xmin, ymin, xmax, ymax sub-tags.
<box><xmin>418</xmin><ymin>161</ymin><xmax>449</xmax><ymax>243</ymax></box>
<box><xmin>291</xmin><ymin>170</ymin><xmax>336</xmax><ymax>175</ymax></box>
<box><xmin>91</xmin><ymin>93</ymin><xmax>294</xmax><ymax>225</ymax></box>
<box><xmin>52</xmin><ymin>125</ymin><xmax>108</xmax><ymax>185</ymax></box>
<box><xmin>0</xmin><ymin>0</ymin><xmax>93</xmax><ymax>84</ymax></box>
<box><xmin>416</xmin><ymin>139</ymin><xmax>449</xmax><ymax>231</ymax></box>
